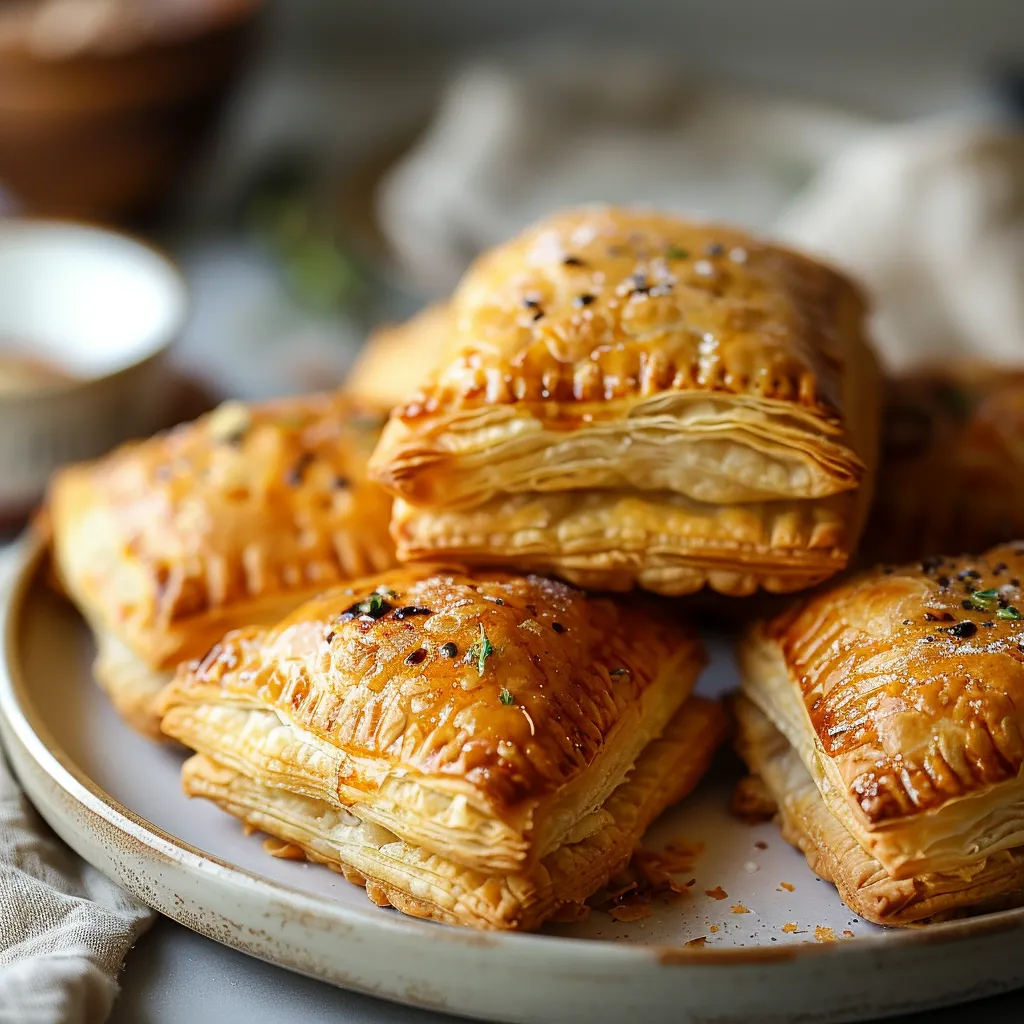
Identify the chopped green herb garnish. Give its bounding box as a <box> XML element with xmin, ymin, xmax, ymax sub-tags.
<box><xmin>967</xmin><ymin>589</ymin><xmax>1000</xmax><ymax>611</ymax></box>
<box><xmin>997</xmin><ymin>606</ymin><xmax>1022</xmax><ymax>620</ymax></box>
<box><xmin>360</xmin><ymin>593</ymin><xmax>390</xmax><ymax>617</ymax></box>
<box><xmin>468</xmin><ymin>624</ymin><xmax>495</xmax><ymax>676</ymax></box>
<box><xmin>665</xmin><ymin>245</ymin><xmax>690</xmax><ymax>260</ymax></box>
<box><xmin>499</xmin><ymin>687</ymin><xmax>514</xmax><ymax>706</ymax></box>
<box><xmin>610</xmin><ymin>668</ymin><xmax>630</xmax><ymax>677</ymax></box>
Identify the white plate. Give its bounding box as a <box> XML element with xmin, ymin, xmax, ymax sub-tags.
<box><xmin>2</xmin><ymin>535</ymin><xmax>1023</xmax><ymax>1023</ymax></box>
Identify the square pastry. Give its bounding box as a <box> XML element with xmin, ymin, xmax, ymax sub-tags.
<box><xmin>49</xmin><ymin>392</ymin><xmax>396</xmax><ymax>738</ymax></box>
<box><xmin>158</xmin><ymin>566</ymin><xmax>725</xmax><ymax>929</ymax></box>
<box><xmin>862</xmin><ymin>363</ymin><xmax>1024</xmax><ymax>565</ymax></box>
<box><xmin>370</xmin><ymin>205</ymin><xmax>880</xmax><ymax>597</ymax></box>
<box><xmin>738</xmin><ymin>543</ymin><xmax>1024</xmax><ymax>924</ymax></box>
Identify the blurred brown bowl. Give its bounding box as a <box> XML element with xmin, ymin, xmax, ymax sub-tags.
<box><xmin>0</xmin><ymin>1</ymin><xmax>263</xmax><ymax>221</ymax></box>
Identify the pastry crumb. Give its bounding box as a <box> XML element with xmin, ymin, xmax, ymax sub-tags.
<box><xmin>842</xmin><ymin>929</ymin><xmax>855</xmax><ymax>938</ymax></box>
<box><xmin>685</xmin><ymin>936</ymin><xmax>707</xmax><ymax>948</ymax></box>
<box><xmin>779</xmin><ymin>881</ymin><xmax>795</xmax><ymax>892</ymax></box>
<box><xmin>782</xmin><ymin>922</ymin><xmax>798</xmax><ymax>933</ymax></box>
<box><xmin>705</xmin><ymin>886</ymin><xmax>728</xmax><ymax>900</ymax></box>
<box><xmin>262</xmin><ymin>837</ymin><xmax>305</xmax><ymax>860</ymax></box>
<box><xmin>709</xmin><ymin>924</ymin><xmax>720</xmax><ymax>933</ymax></box>
<box><xmin>609</xmin><ymin>903</ymin><xmax>652</xmax><ymax>923</ymax></box>
<box><xmin>730</xmin><ymin>904</ymin><xmax>751</xmax><ymax>915</ymax></box>
<box><xmin>814</xmin><ymin>926</ymin><xmax>836</xmax><ymax>943</ymax></box>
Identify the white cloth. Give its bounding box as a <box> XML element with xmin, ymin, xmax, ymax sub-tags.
<box><xmin>0</xmin><ymin>547</ymin><xmax>154</xmax><ymax>1024</ymax></box>
<box><xmin>777</xmin><ymin>120</ymin><xmax>1024</xmax><ymax>369</ymax></box>
<box><xmin>377</xmin><ymin>47</ymin><xmax>878</xmax><ymax>295</ymax></box>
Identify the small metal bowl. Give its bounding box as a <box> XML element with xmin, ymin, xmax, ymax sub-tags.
<box><xmin>0</xmin><ymin>219</ymin><xmax>187</xmax><ymax>523</ymax></box>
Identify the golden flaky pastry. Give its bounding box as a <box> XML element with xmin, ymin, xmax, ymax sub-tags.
<box><xmin>370</xmin><ymin>206</ymin><xmax>880</xmax><ymax>597</ymax></box>
<box><xmin>344</xmin><ymin>304</ymin><xmax>453</xmax><ymax>411</ymax></box>
<box><xmin>738</xmin><ymin>543</ymin><xmax>1024</xmax><ymax>924</ymax></box>
<box><xmin>862</xmin><ymin>364</ymin><xmax>1024</xmax><ymax>565</ymax></box>
<box><xmin>49</xmin><ymin>392</ymin><xmax>396</xmax><ymax>738</ymax></box>
<box><xmin>158</xmin><ymin>565</ymin><xmax>724</xmax><ymax>929</ymax></box>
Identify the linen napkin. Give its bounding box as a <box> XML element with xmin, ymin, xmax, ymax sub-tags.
<box><xmin>0</xmin><ymin>547</ymin><xmax>154</xmax><ymax>1024</ymax></box>
<box><xmin>376</xmin><ymin>45</ymin><xmax>878</xmax><ymax>296</ymax></box>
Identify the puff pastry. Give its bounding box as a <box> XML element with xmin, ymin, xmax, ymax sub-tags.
<box><xmin>158</xmin><ymin>565</ymin><xmax>723</xmax><ymax>928</ymax></box>
<box><xmin>863</xmin><ymin>364</ymin><xmax>1024</xmax><ymax>564</ymax></box>
<box><xmin>370</xmin><ymin>205</ymin><xmax>880</xmax><ymax>597</ymax></box>
<box><xmin>344</xmin><ymin>304</ymin><xmax>454</xmax><ymax>411</ymax></box>
<box><xmin>738</xmin><ymin>543</ymin><xmax>1024</xmax><ymax>923</ymax></box>
<box><xmin>49</xmin><ymin>392</ymin><xmax>396</xmax><ymax>738</ymax></box>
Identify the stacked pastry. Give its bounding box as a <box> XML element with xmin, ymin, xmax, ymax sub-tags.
<box><xmin>45</xmin><ymin>204</ymin><xmax>891</xmax><ymax>932</ymax></box>
<box><xmin>737</xmin><ymin>543</ymin><xmax>1024</xmax><ymax>924</ymax></box>
<box><xmin>48</xmin><ymin>392</ymin><xmax>395</xmax><ymax>738</ymax></box>
<box><xmin>370</xmin><ymin>206</ymin><xmax>881</xmax><ymax>597</ymax></box>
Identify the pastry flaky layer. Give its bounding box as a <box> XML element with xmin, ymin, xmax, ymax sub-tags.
<box><xmin>369</xmin><ymin>205</ymin><xmax>880</xmax><ymax>597</ymax></box>
<box><xmin>862</xmin><ymin>364</ymin><xmax>1024</xmax><ymax>565</ymax></box>
<box><xmin>180</xmin><ymin>697</ymin><xmax>728</xmax><ymax>931</ymax></box>
<box><xmin>391</xmin><ymin>489</ymin><xmax>857</xmax><ymax>598</ymax></box>
<box><xmin>49</xmin><ymin>392</ymin><xmax>396</xmax><ymax>739</ymax></box>
<box><xmin>739</xmin><ymin>542</ymin><xmax>1024</xmax><ymax>889</ymax></box>
<box><xmin>735</xmin><ymin>698</ymin><xmax>1024</xmax><ymax>926</ymax></box>
<box><xmin>158</xmin><ymin>565</ymin><xmax>707</xmax><ymax>876</ymax></box>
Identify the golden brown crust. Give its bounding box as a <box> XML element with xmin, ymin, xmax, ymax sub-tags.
<box><xmin>49</xmin><ymin>392</ymin><xmax>397</xmax><ymax>677</ymax></box>
<box><xmin>180</xmin><ymin>697</ymin><xmax>729</xmax><ymax>930</ymax></box>
<box><xmin>741</xmin><ymin>543</ymin><xmax>1024</xmax><ymax>883</ymax></box>
<box><xmin>391</xmin><ymin>206</ymin><xmax>865</xmax><ymax>422</ymax></box>
<box><xmin>735</xmin><ymin>696</ymin><xmax>1024</xmax><ymax>926</ymax></box>
<box><xmin>344</xmin><ymin>304</ymin><xmax>454</xmax><ymax>411</ymax></box>
<box><xmin>750</xmin><ymin>544</ymin><xmax>1024</xmax><ymax>823</ymax></box>
<box><xmin>863</xmin><ymin>364</ymin><xmax>1024</xmax><ymax>564</ymax></box>
<box><xmin>159</xmin><ymin>564</ymin><xmax>706</xmax><ymax>870</ymax></box>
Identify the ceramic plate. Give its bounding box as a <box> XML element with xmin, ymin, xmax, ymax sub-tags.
<box><xmin>2</xmin><ymin>536</ymin><xmax>1023</xmax><ymax>1022</ymax></box>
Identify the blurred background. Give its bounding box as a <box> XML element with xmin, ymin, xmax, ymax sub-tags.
<box><xmin>2</xmin><ymin>0</ymin><xmax>1024</xmax><ymax>519</ymax></box>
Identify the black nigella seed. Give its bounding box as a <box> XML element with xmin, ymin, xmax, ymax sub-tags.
<box><xmin>982</xmin><ymin>621</ymin><xmax>995</xmax><ymax>628</ymax></box>
<box><xmin>532</xmin><ymin>309</ymin><xmax>544</xmax><ymax>321</ymax></box>
<box><xmin>333</xmin><ymin>475</ymin><xmax>351</xmax><ymax>489</ymax></box>
<box><xmin>923</xmin><ymin>612</ymin><xmax>939</xmax><ymax>622</ymax></box>
<box><xmin>325</xmin><ymin>631</ymin><xmax>336</xmax><ymax>644</ymax></box>
<box><xmin>961</xmin><ymin>599</ymin><xmax>975</xmax><ymax>610</ymax></box>
<box><xmin>921</xmin><ymin>635</ymin><xmax>935</xmax><ymax>643</ymax></box>
<box><xmin>563</xmin><ymin>256</ymin><xmax>585</xmax><ymax>266</ymax></box>
<box><xmin>484</xmin><ymin>596</ymin><xmax>505</xmax><ymax>605</ymax></box>
<box><xmin>285</xmin><ymin>451</ymin><xmax>315</xmax><ymax>486</ymax></box>
<box><xmin>522</xmin><ymin>297</ymin><xmax>539</xmax><ymax>308</ymax></box>
<box><xmin>705</xmin><ymin>242</ymin><xmax>725</xmax><ymax>257</ymax></box>
<box><xmin>439</xmin><ymin>642</ymin><xmax>458</xmax><ymax>658</ymax></box>
<box><xmin>574</xmin><ymin>293</ymin><xmax>595</xmax><ymax>307</ymax></box>
<box><xmin>552</xmin><ymin>622</ymin><xmax>566</xmax><ymax>633</ymax></box>
<box><xmin>937</xmin><ymin>575</ymin><xmax>951</xmax><ymax>588</ymax></box>
<box><xmin>902</xmin><ymin>619</ymin><xmax>913</xmax><ymax>625</ymax></box>
<box><xmin>994</xmin><ymin>561</ymin><xmax>1008</xmax><ymax>574</ymax></box>
<box><xmin>921</xmin><ymin>556</ymin><xmax>944</xmax><ymax>573</ymax></box>
<box><xmin>1013</xmin><ymin>578</ymin><xmax>1022</xmax><ymax>587</ymax></box>
<box><xmin>394</xmin><ymin>606</ymin><xmax>432</xmax><ymax>620</ymax></box>
<box><xmin>943</xmin><ymin>621</ymin><xmax>978</xmax><ymax>639</ymax></box>
<box><xmin>404</xmin><ymin>648</ymin><xmax>427</xmax><ymax>666</ymax></box>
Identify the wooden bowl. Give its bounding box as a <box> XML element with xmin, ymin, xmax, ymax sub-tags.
<box><xmin>0</xmin><ymin>1</ymin><xmax>263</xmax><ymax>221</ymax></box>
